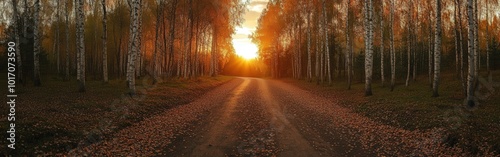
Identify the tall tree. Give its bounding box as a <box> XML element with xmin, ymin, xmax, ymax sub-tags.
<box><xmin>466</xmin><ymin>0</ymin><xmax>477</xmax><ymax>106</ymax></box>
<box><xmin>390</xmin><ymin>0</ymin><xmax>395</xmax><ymax>91</ymax></box>
<box><xmin>428</xmin><ymin>0</ymin><xmax>434</xmax><ymax>88</ymax></box>
<box><xmin>126</xmin><ymin>0</ymin><xmax>141</xmax><ymax>94</ymax></box>
<box><xmin>307</xmin><ymin>6</ymin><xmax>312</xmax><ymax>82</ymax></box>
<box><xmin>474</xmin><ymin>0</ymin><xmax>479</xmax><ymax>77</ymax></box>
<box><xmin>406</xmin><ymin>0</ymin><xmax>412</xmax><ymax>87</ymax></box>
<box><xmin>76</xmin><ymin>0</ymin><xmax>86</xmax><ymax>92</ymax></box>
<box><xmin>485</xmin><ymin>0</ymin><xmax>490</xmax><ymax>76</ymax></box>
<box><xmin>380</xmin><ymin>0</ymin><xmax>385</xmax><ymax>87</ymax></box>
<box><xmin>454</xmin><ymin>0</ymin><xmax>461</xmax><ymax>77</ymax></box>
<box><xmin>56</xmin><ymin>1</ymin><xmax>60</xmax><ymax>75</ymax></box>
<box><xmin>12</xmin><ymin>0</ymin><xmax>23</xmax><ymax>84</ymax></box>
<box><xmin>364</xmin><ymin>0</ymin><xmax>374</xmax><ymax>96</ymax></box>
<box><xmin>33</xmin><ymin>0</ymin><xmax>41</xmax><ymax>86</ymax></box>
<box><xmin>346</xmin><ymin>0</ymin><xmax>352</xmax><ymax>89</ymax></box>
<box><xmin>322</xmin><ymin>0</ymin><xmax>331</xmax><ymax>85</ymax></box>
<box><xmin>457</xmin><ymin>0</ymin><xmax>466</xmax><ymax>96</ymax></box>
<box><xmin>152</xmin><ymin>0</ymin><xmax>163</xmax><ymax>83</ymax></box>
<box><xmin>432</xmin><ymin>0</ymin><xmax>442</xmax><ymax>97</ymax></box>
<box><xmin>102</xmin><ymin>0</ymin><xmax>108</xmax><ymax>83</ymax></box>
<box><xmin>64</xmin><ymin>0</ymin><xmax>70</xmax><ymax>81</ymax></box>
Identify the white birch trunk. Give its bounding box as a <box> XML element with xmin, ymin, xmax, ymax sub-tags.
<box><xmin>466</xmin><ymin>0</ymin><xmax>477</xmax><ymax>106</ymax></box>
<box><xmin>77</xmin><ymin>0</ymin><xmax>86</xmax><ymax>92</ymax></box>
<box><xmin>432</xmin><ymin>0</ymin><xmax>442</xmax><ymax>97</ymax></box>
<box><xmin>323</xmin><ymin>0</ymin><xmax>331</xmax><ymax>85</ymax></box>
<box><xmin>364</xmin><ymin>0</ymin><xmax>374</xmax><ymax>96</ymax></box>
<box><xmin>102</xmin><ymin>0</ymin><xmax>108</xmax><ymax>83</ymax></box>
<box><xmin>127</xmin><ymin>0</ymin><xmax>140</xmax><ymax>94</ymax></box>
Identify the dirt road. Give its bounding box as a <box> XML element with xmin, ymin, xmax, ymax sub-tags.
<box><xmin>162</xmin><ymin>77</ymin><xmax>372</xmax><ymax>156</ymax></box>
<box><xmin>69</xmin><ymin>77</ymin><xmax>461</xmax><ymax>156</ymax></box>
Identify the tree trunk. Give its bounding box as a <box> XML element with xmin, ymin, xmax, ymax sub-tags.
<box><xmin>298</xmin><ymin>19</ymin><xmax>302</xmax><ymax>79</ymax></box>
<box><xmin>56</xmin><ymin>1</ymin><xmax>60</xmax><ymax>75</ymax></box>
<box><xmin>102</xmin><ymin>0</ymin><xmax>108</xmax><ymax>83</ymax></box>
<box><xmin>346</xmin><ymin>0</ymin><xmax>352</xmax><ymax>89</ymax></box>
<box><xmin>183</xmin><ymin>0</ymin><xmax>193</xmax><ymax>79</ymax></box>
<box><xmin>136</xmin><ymin>0</ymin><xmax>143</xmax><ymax>78</ymax></box>
<box><xmin>466</xmin><ymin>0</ymin><xmax>476</xmax><ymax>107</ymax></box>
<box><xmin>12</xmin><ymin>0</ymin><xmax>23</xmax><ymax>84</ymax></box>
<box><xmin>380</xmin><ymin>0</ymin><xmax>385</xmax><ymax>87</ymax></box>
<box><xmin>315</xmin><ymin>30</ymin><xmax>320</xmax><ymax>84</ymax></box>
<box><xmin>454</xmin><ymin>0</ymin><xmax>460</xmax><ymax>78</ymax></box>
<box><xmin>406</xmin><ymin>1</ymin><xmax>412</xmax><ymax>87</ymax></box>
<box><xmin>33</xmin><ymin>0</ymin><xmax>41</xmax><ymax>86</ymax></box>
<box><xmin>76</xmin><ymin>0</ymin><xmax>81</xmax><ymax>81</ymax></box>
<box><xmin>390</xmin><ymin>0</ymin><xmax>395</xmax><ymax>91</ymax></box>
<box><xmin>323</xmin><ymin>0</ymin><xmax>331</xmax><ymax>85</ymax></box>
<box><xmin>364</xmin><ymin>0</ymin><xmax>374</xmax><ymax>96</ymax></box>
<box><xmin>168</xmin><ymin>0</ymin><xmax>178</xmax><ymax>77</ymax></box>
<box><xmin>474</xmin><ymin>0</ymin><xmax>479</xmax><ymax>77</ymax></box>
<box><xmin>127</xmin><ymin>0</ymin><xmax>140</xmax><ymax>95</ymax></box>
<box><xmin>77</xmin><ymin>0</ymin><xmax>86</xmax><ymax>92</ymax></box>
<box><xmin>211</xmin><ymin>28</ymin><xmax>218</xmax><ymax>77</ymax></box>
<box><xmin>23</xmin><ymin>0</ymin><xmax>28</xmax><ymax>85</ymax></box>
<box><xmin>412</xmin><ymin>0</ymin><xmax>418</xmax><ymax>82</ymax></box>
<box><xmin>432</xmin><ymin>0</ymin><xmax>442</xmax><ymax>97</ymax></box>
<box><xmin>65</xmin><ymin>0</ymin><xmax>70</xmax><ymax>81</ymax></box>
<box><xmin>307</xmin><ymin>10</ymin><xmax>312</xmax><ymax>82</ymax></box>
<box><xmin>457</xmin><ymin>0</ymin><xmax>466</xmax><ymax>96</ymax></box>
<box><xmin>486</xmin><ymin>0</ymin><xmax>490</xmax><ymax>76</ymax></box>
<box><xmin>153</xmin><ymin>1</ymin><xmax>162</xmax><ymax>83</ymax></box>
<box><xmin>428</xmin><ymin>3</ymin><xmax>433</xmax><ymax>88</ymax></box>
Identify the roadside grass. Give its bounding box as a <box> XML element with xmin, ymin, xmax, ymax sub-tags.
<box><xmin>284</xmin><ymin>71</ymin><xmax>500</xmax><ymax>155</ymax></box>
<box><xmin>0</xmin><ymin>74</ymin><xmax>233</xmax><ymax>155</ymax></box>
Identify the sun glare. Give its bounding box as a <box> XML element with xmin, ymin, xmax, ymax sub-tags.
<box><xmin>232</xmin><ymin>39</ymin><xmax>258</xmax><ymax>60</ymax></box>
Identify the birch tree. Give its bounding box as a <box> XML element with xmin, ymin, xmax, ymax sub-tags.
<box><xmin>33</xmin><ymin>0</ymin><xmax>41</xmax><ymax>86</ymax></box>
<box><xmin>65</xmin><ymin>0</ymin><xmax>70</xmax><ymax>81</ymax></box>
<box><xmin>307</xmin><ymin>7</ymin><xmax>312</xmax><ymax>82</ymax></box>
<box><xmin>126</xmin><ymin>0</ymin><xmax>141</xmax><ymax>95</ymax></box>
<box><xmin>102</xmin><ymin>0</ymin><xmax>108</xmax><ymax>83</ymax></box>
<box><xmin>458</xmin><ymin>0</ymin><xmax>466</xmax><ymax>95</ymax></box>
<box><xmin>380</xmin><ymin>0</ymin><xmax>385</xmax><ymax>87</ymax></box>
<box><xmin>466</xmin><ymin>0</ymin><xmax>477</xmax><ymax>106</ymax></box>
<box><xmin>12</xmin><ymin>0</ymin><xmax>23</xmax><ymax>84</ymax></box>
<box><xmin>76</xmin><ymin>0</ymin><xmax>86</xmax><ymax>92</ymax></box>
<box><xmin>390</xmin><ymin>0</ymin><xmax>395</xmax><ymax>91</ymax></box>
<box><xmin>432</xmin><ymin>0</ymin><xmax>442</xmax><ymax>97</ymax></box>
<box><xmin>406</xmin><ymin>0</ymin><xmax>412</xmax><ymax>87</ymax></box>
<box><xmin>346</xmin><ymin>0</ymin><xmax>352</xmax><ymax>89</ymax></box>
<box><xmin>364</xmin><ymin>0</ymin><xmax>374</xmax><ymax>96</ymax></box>
<box><xmin>322</xmin><ymin>0</ymin><xmax>331</xmax><ymax>85</ymax></box>
<box><xmin>56</xmin><ymin>1</ymin><xmax>60</xmax><ymax>75</ymax></box>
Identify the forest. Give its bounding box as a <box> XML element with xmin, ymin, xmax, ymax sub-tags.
<box><xmin>0</xmin><ymin>0</ymin><xmax>246</xmax><ymax>94</ymax></box>
<box><xmin>0</xmin><ymin>0</ymin><xmax>500</xmax><ymax>156</ymax></box>
<box><xmin>253</xmin><ymin>0</ymin><xmax>500</xmax><ymax>100</ymax></box>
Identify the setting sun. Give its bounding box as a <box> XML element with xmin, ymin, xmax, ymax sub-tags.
<box><xmin>232</xmin><ymin>39</ymin><xmax>258</xmax><ymax>60</ymax></box>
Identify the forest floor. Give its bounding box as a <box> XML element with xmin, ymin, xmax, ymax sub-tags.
<box><xmin>0</xmin><ymin>74</ymin><xmax>233</xmax><ymax>155</ymax></box>
<box><xmin>284</xmin><ymin>71</ymin><xmax>500</xmax><ymax>156</ymax></box>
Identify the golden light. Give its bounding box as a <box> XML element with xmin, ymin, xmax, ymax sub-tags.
<box><xmin>232</xmin><ymin>39</ymin><xmax>258</xmax><ymax>60</ymax></box>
